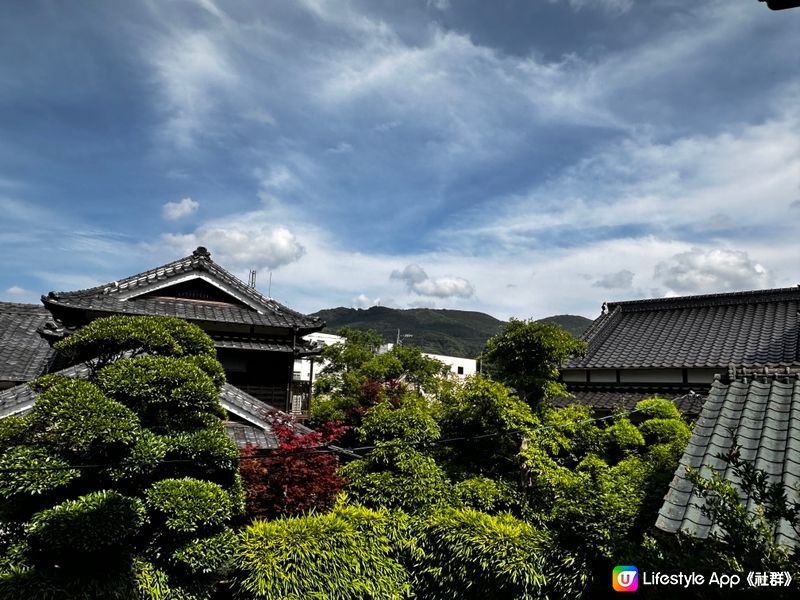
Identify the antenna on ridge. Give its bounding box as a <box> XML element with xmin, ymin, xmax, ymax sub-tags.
<box><xmin>248</xmin><ymin>270</ymin><xmax>257</xmax><ymax>289</ymax></box>
<box><xmin>268</xmin><ymin>272</ymin><xmax>273</xmax><ymax>299</ymax></box>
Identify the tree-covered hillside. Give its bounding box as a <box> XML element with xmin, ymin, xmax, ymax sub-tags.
<box><xmin>310</xmin><ymin>307</ymin><xmax>593</xmax><ymax>358</ymax></box>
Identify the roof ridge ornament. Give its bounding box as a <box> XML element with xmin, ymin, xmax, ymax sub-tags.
<box><xmin>192</xmin><ymin>246</ymin><xmax>211</xmax><ymax>259</ymax></box>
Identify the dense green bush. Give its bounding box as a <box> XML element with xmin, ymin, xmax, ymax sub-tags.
<box><xmin>0</xmin><ymin>316</ymin><xmax>239</xmax><ymax>599</ymax></box>
<box><xmin>29</xmin><ymin>379</ymin><xmax>142</xmax><ymax>460</ymax></box>
<box><xmin>341</xmin><ymin>445</ymin><xmax>454</xmax><ymax>513</ymax></box>
<box><xmin>55</xmin><ymin>315</ymin><xmax>216</xmax><ymax>367</ymax></box>
<box><xmin>27</xmin><ymin>491</ymin><xmax>146</xmax><ymax>569</ymax></box>
<box><xmin>235</xmin><ymin>503</ymin><xmax>413</xmax><ymax>599</ymax></box>
<box><xmin>96</xmin><ymin>355</ymin><xmax>225</xmax><ymax>432</ymax></box>
<box><xmin>414</xmin><ymin>507</ymin><xmax>550</xmax><ymax>600</ymax></box>
<box><xmin>145</xmin><ymin>478</ymin><xmax>234</xmax><ymax>535</ymax></box>
<box><xmin>358</xmin><ymin>399</ymin><xmax>441</xmax><ymax>445</ymax></box>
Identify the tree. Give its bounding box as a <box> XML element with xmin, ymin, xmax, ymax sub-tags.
<box><xmin>239</xmin><ymin>421</ymin><xmax>348</xmax><ymax>520</ymax></box>
<box><xmin>437</xmin><ymin>375</ymin><xmax>538</xmax><ymax>480</ymax></box>
<box><xmin>339</xmin><ymin>399</ymin><xmax>454</xmax><ymax>513</ymax></box>
<box><xmin>311</xmin><ymin>328</ymin><xmax>449</xmax><ymax>429</ymax></box>
<box><xmin>483</xmin><ymin>318</ymin><xmax>586</xmax><ymax>409</ymax></box>
<box><xmin>518</xmin><ymin>398</ymin><xmax>692</xmax><ymax>595</ymax></box>
<box><xmin>0</xmin><ymin>316</ymin><xmax>241</xmax><ymax>599</ymax></box>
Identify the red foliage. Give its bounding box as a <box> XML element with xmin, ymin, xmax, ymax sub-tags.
<box><xmin>239</xmin><ymin>421</ymin><xmax>349</xmax><ymax>520</ymax></box>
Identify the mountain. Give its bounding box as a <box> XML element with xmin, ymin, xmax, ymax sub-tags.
<box><xmin>535</xmin><ymin>314</ymin><xmax>594</xmax><ymax>338</ymax></box>
<box><xmin>309</xmin><ymin>307</ymin><xmax>594</xmax><ymax>359</ymax></box>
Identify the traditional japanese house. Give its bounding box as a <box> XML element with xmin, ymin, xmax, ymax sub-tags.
<box><xmin>0</xmin><ymin>247</ymin><xmax>325</xmax><ymax>447</ymax></box>
<box><xmin>39</xmin><ymin>246</ymin><xmax>324</xmax><ymax>414</ymax></box>
<box><xmin>558</xmin><ymin>286</ymin><xmax>800</xmax><ymax>417</ymax></box>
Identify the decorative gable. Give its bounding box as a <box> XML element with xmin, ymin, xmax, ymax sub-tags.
<box><xmin>132</xmin><ymin>278</ymin><xmax>251</xmax><ymax>308</ymax></box>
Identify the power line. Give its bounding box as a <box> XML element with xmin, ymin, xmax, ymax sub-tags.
<box><xmin>0</xmin><ymin>398</ymin><xmax>678</xmax><ymax>473</ymax></box>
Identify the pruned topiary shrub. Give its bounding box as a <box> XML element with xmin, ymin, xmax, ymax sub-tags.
<box><xmin>96</xmin><ymin>355</ymin><xmax>225</xmax><ymax>433</ymax></box>
<box><xmin>27</xmin><ymin>491</ymin><xmax>146</xmax><ymax>571</ymax></box>
<box><xmin>55</xmin><ymin>315</ymin><xmax>216</xmax><ymax>368</ymax></box>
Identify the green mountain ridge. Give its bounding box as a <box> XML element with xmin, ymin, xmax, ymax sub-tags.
<box><xmin>310</xmin><ymin>307</ymin><xmax>593</xmax><ymax>358</ymax></box>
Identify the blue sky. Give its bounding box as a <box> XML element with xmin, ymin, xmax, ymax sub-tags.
<box><xmin>1</xmin><ymin>0</ymin><xmax>798</xmax><ymax>320</ymax></box>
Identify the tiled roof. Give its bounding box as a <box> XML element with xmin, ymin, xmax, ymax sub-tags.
<box><xmin>0</xmin><ymin>303</ymin><xmax>56</xmax><ymax>383</ymax></box>
<box><xmin>568</xmin><ymin>286</ymin><xmax>800</xmax><ymax>370</ymax></box>
<box><xmin>42</xmin><ymin>247</ymin><xmax>322</xmax><ymax>332</ymax></box>
<box><xmin>554</xmin><ymin>386</ymin><xmax>705</xmax><ymax>416</ymax></box>
<box><xmin>224</xmin><ymin>421</ymin><xmax>277</xmax><ymax>449</ymax></box>
<box><xmin>656</xmin><ymin>377</ymin><xmax>800</xmax><ymax>549</ymax></box>
<box><xmin>213</xmin><ymin>335</ymin><xmax>322</xmax><ymax>355</ymax></box>
<box><xmin>0</xmin><ymin>368</ymin><xmax>300</xmax><ymax>450</ymax></box>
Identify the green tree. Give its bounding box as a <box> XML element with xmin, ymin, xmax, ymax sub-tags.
<box><xmin>483</xmin><ymin>318</ymin><xmax>586</xmax><ymax>409</ymax></box>
<box><xmin>0</xmin><ymin>316</ymin><xmax>241</xmax><ymax>599</ymax></box>
<box><xmin>437</xmin><ymin>375</ymin><xmax>538</xmax><ymax>480</ymax></box>
<box><xmin>518</xmin><ymin>398</ymin><xmax>692</xmax><ymax>594</ymax></box>
<box><xmin>339</xmin><ymin>399</ymin><xmax>454</xmax><ymax>513</ymax></box>
<box><xmin>311</xmin><ymin>328</ymin><xmax>449</xmax><ymax>428</ymax></box>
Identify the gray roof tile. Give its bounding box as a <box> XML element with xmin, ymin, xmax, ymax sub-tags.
<box><xmin>570</xmin><ymin>287</ymin><xmax>800</xmax><ymax>369</ymax></box>
<box><xmin>553</xmin><ymin>387</ymin><xmax>705</xmax><ymax>415</ymax></box>
<box><xmin>656</xmin><ymin>377</ymin><xmax>800</xmax><ymax>549</ymax></box>
<box><xmin>0</xmin><ymin>303</ymin><xmax>56</xmax><ymax>383</ymax></box>
<box><xmin>42</xmin><ymin>247</ymin><xmax>323</xmax><ymax>332</ymax></box>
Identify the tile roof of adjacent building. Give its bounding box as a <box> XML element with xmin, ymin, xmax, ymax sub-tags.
<box><xmin>553</xmin><ymin>387</ymin><xmax>705</xmax><ymax>416</ymax></box>
<box><xmin>0</xmin><ymin>303</ymin><xmax>57</xmax><ymax>383</ymax></box>
<box><xmin>567</xmin><ymin>286</ymin><xmax>800</xmax><ymax>370</ymax></box>
<box><xmin>42</xmin><ymin>247</ymin><xmax>323</xmax><ymax>332</ymax></box>
<box><xmin>656</xmin><ymin>376</ymin><xmax>800</xmax><ymax>549</ymax></box>
<box><xmin>0</xmin><ymin>365</ymin><xmax>301</xmax><ymax>450</ymax></box>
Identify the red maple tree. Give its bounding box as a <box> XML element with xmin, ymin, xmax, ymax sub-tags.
<box><xmin>239</xmin><ymin>421</ymin><xmax>348</xmax><ymax>520</ymax></box>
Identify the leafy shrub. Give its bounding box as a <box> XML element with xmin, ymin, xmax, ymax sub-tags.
<box><xmin>453</xmin><ymin>476</ymin><xmax>520</xmax><ymax>514</ymax></box>
<box><xmin>171</xmin><ymin>528</ymin><xmax>238</xmax><ymax>577</ymax></box>
<box><xmin>358</xmin><ymin>399</ymin><xmax>440</xmax><ymax>445</ymax></box>
<box><xmin>97</xmin><ymin>356</ymin><xmax>225</xmax><ymax>432</ymax></box>
<box><xmin>340</xmin><ymin>445</ymin><xmax>453</xmax><ymax>513</ymax></box>
<box><xmin>55</xmin><ymin>315</ymin><xmax>216</xmax><ymax>367</ymax></box>
<box><xmin>639</xmin><ymin>418</ymin><xmax>691</xmax><ymax>448</ymax></box>
<box><xmin>27</xmin><ymin>491</ymin><xmax>146</xmax><ymax>570</ymax></box>
<box><xmin>415</xmin><ymin>507</ymin><xmax>550</xmax><ymax>600</ymax></box>
<box><xmin>438</xmin><ymin>376</ymin><xmax>538</xmax><ymax>478</ymax></box>
<box><xmin>0</xmin><ymin>447</ymin><xmax>79</xmax><ymax>522</ymax></box>
<box><xmin>29</xmin><ymin>379</ymin><xmax>141</xmax><ymax>460</ymax></box>
<box><xmin>234</xmin><ymin>503</ymin><xmax>412</xmax><ymax>599</ymax></box>
<box><xmin>240</xmin><ymin>422</ymin><xmax>346</xmax><ymax>520</ymax></box>
<box><xmin>603</xmin><ymin>417</ymin><xmax>645</xmax><ymax>460</ymax></box>
<box><xmin>145</xmin><ymin>478</ymin><xmax>233</xmax><ymax>535</ymax></box>
<box><xmin>635</xmin><ymin>397</ymin><xmax>682</xmax><ymax>420</ymax></box>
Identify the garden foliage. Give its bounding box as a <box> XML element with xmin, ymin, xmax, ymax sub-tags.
<box><xmin>0</xmin><ymin>316</ymin><xmax>240</xmax><ymax>599</ymax></box>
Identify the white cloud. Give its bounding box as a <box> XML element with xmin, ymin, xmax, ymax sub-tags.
<box><xmin>654</xmin><ymin>248</ymin><xmax>771</xmax><ymax>294</ymax></box>
<box><xmin>162</xmin><ymin>224</ymin><xmax>305</xmax><ymax>271</ymax></box>
<box><xmin>352</xmin><ymin>293</ymin><xmax>384</xmax><ymax>308</ymax></box>
<box><xmin>456</xmin><ymin>113</ymin><xmax>800</xmax><ymax>254</ymax></box>
<box><xmin>162</xmin><ymin>197</ymin><xmax>199</xmax><ymax>221</ymax></box>
<box><xmin>4</xmin><ymin>285</ymin><xmax>29</xmax><ymax>296</ymax></box>
<box><xmin>594</xmin><ymin>269</ymin><xmax>634</xmax><ymax>289</ymax></box>
<box><xmin>391</xmin><ymin>264</ymin><xmax>474</xmax><ymax>298</ymax></box>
